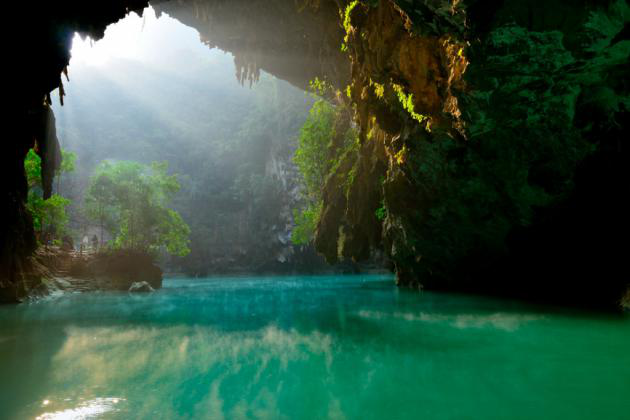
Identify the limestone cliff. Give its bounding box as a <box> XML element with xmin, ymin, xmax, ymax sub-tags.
<box><xmin>322</xmin><ymin>0</ymin><xmax>629</xmax><ymax>307</ymax></box>
<box><xmin>3</xmin><ymin>1</ymin><xmax>151</xmax><ymax>302</ymax></box>
<box><xmin>153</xmin><ymin>0</ymin><xmax>350</xmax><ymax>91</ymax></box>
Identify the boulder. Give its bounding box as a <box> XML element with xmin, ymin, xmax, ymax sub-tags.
<box><xmin>85</xmin><ymin>249</ymin><xmax>162</xmax><ymax>290</ymax></box>
<box><xmin>128</xmin><ymin>281</ymin><xmax>155</xmax><ymax>293</ymax></box>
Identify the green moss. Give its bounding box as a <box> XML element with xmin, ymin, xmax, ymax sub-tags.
<box><xmin>292</xmin><ymin>93</ymin><xmax>360</xmax><ymax>244</ymax></box>
<box><xmin>293</xmin><ymin>98</ymin><xmax>336</xmax><ymax>200</ymax></box>
<box><xmin>292</xmin><ymin>201</ymin><xmax>323</xmax><ymax>245</ymax></box>
<box><xmin>392</xmin><ymin>83</ymin><xmax>430</xmax><ymax>129</ymax></box>
<box><xmin>344</xmin><ymin>162</ymin><xmax>358</xmax><ymax>200</ymax></box>
<box><xmin>341</xmin><ymin>1</ymin><xmax>360</xmax><ymax>52</ymax></box>
<box><xmin>369</xmin><ymin>79</ymin><xmax>385</xmax><ymax>99</ymax></box>
<box><xmin>343</xmin><ymin>1</ymin><xmax>359</xmax><ymax>34</ymax></box>
<box><xmin>375</xmin><ymin>200</ymin><xmax>387</xmax><ymax>221</ymax></box>
<box><xmin>308</xmin><ymin>77</ymin><xmax>331</xmax><ymax>97</ymax></box>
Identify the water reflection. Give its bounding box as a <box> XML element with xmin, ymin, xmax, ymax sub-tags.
<box><xmin>40</xmin><ymin>324</ymin><xmax>336</xmax><ymax>418</ymax></box>
<box><xmin>1</xmin><ymin>275</ymin><xmax>629</xmax><ymax>419</ymax></box>
<box><xmin>36</xmin><ymin>397</ymin><xmax>124</xmax><ymax>419</ymax></box>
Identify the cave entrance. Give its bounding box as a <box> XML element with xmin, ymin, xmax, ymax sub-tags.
<box><xmin>47</xmin><ymin>6</ymin><xmax>329</xmax><ymax>277</ymax></box>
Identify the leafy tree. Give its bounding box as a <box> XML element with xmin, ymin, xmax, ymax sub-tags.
<box><xmin>24</xmin><ymin>148</ymin><xmax>74</xmax><ymax>242</ymax></box>
<box><xmin>85</xmin><ymin>160</ymin><xmax>191</xmax><ymax>257</ymax></box>
<box><xmin>57</xmin><ymin>149</ymin><xmax>77</xmax><ymax>175</ymax></box>
<box><xmin>25</xmin><ymin>148</ymin><xmax>77</xmax><ymax>188</ymax></box>
<box><xmin>84</xmin><ymin>170</ymin><xmax>118</xmax><ymax>246</ymax></box>
<box><xmin>27</xmin><ymin>194</ymin><xmax>71</xmax><ymax>237</ymax></box>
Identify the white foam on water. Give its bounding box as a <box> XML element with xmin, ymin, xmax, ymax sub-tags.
<box><xmin>38</xmin><ymin>324</ymin><xmax>336</xmax><ymax>418</ymax></box>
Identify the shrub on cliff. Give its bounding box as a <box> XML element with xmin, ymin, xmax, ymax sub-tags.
<box><xmin>292</xmin><ymin>80</ymin><xmax>359</xmax><ymax>245</ymax></box>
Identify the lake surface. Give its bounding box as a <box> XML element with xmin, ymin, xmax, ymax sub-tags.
<box><xmin>1</xmin><ymin>275</ymin><xmax>629</xmax><ymax>419</ymax></box>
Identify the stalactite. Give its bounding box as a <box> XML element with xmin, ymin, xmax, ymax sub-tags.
<box><xmin>58</xmin><ymin>79</ymin><xmax>65</xmax><ymax>106</ymax></box>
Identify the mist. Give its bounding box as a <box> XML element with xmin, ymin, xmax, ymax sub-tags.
<box><xmin>50</xmin><ymin>7</ymin><xmax>330</xmax><ymax>276</ymax></box>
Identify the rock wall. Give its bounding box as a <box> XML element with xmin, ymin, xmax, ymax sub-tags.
<box><xmin>2</xmin><ymin>1</ymin><xmax>151</xmax><ymax>302</ymax></box>
<box><xmin>153</xmin><ymin>0</ymin><xmax>350</xmax><ymax>91</ymax></box>
<box><xmin>323</xmin><ymin>0</ymin><xmax>629</xmax><ymax>307</ymax></box>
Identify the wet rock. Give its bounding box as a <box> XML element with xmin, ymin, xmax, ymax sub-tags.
<box><xmin>84</xmin><ymin>250</ymin><xmax>162</xmax><ymax>291</ymax></box>
<box><xmin>129</xmin><ymin>281</ymin><xmax>155</xmax><ymax>293</ymax></box>
<box><xmin>10</xmin><ymin>247</ymin><xmax>163</xmax><ymax>298</ymax></box>
<box><xmin>313</xmin><ymin>0</ymin><xmax>630</xmax><ymax>308</ymax></box>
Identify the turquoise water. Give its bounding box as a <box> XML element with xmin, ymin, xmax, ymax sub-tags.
<box><xmin>1</xmin><ymin>275</ymin><xmax>629</xmax><ymax>419</ymax></box>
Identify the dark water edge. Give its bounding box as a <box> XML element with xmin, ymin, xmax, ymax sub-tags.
<box><xmin>1</xmin><ymin>274</ymin><xmax>629</xmax><ymax>419</ymax></box>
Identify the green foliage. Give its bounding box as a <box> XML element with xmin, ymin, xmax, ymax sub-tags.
<box><xmin>308</xmin><ymin>78</ymin><xmax>332</xmax><ymax>97</ymax></box>
<box><xmin>377</xmin><ymin>15</ymin><xmax>616</xmax><ymax>280</ymax></box>
<box><xmin>293</xmin><ymin>99</ymin><xmax>336</xmax><ymax>201</ymax></box>
<box><xmin>291</xmin><ymin>202</ymin><xmax>322</xmax><ymax>245</ymax></box>
<box><xmin>292</xmin><ymin>98</ymin><xmax>334</xmax><ymax>245</ymax></box>
<box><xmin>392</xmin><ymin>83</ymin><xmax>429</xmax><ymax>127</ymax></box>
<box><xmin>292</xmin><ymin>85</ymin><xmax>361</xmax><ymax>244</ymax></box>
<box><xmin>85</xmin><ymin>160</ymin><xmax>191</xmax><ymax>257</ymax></box>
<box><xmin>25</xmin><ymin>148</ymin><xmax>77</xmax><ymax>187</ymax></box>
<box><xmin>375</xmin><ymin>201</ymin><xmax>387</xmax><ymax>221</ymax></box>
<box><xmin>335</xmin><ymin>124</ymin><xmax>360</xmax><ymax>176</ymax></box>
<box><xmin>371</xmin><ymin>80</ymin><xmax>385</xmax><ymax>99</ymax></box>
<box><xmin>341</xmin><ymin>1</ymin><xmax>360</xmax><ymax>52</ymax></box>
<box><xmin>24</xmin><ymin>148</ymin><xmax>74</xmax><ymax>240</ymax></box>
<box><xmin>337</xmin><ymin>127</ymin><xmax>361</xmax><ymax>201</ymax></box>
<box><xmin>27</xmin><ymin>192</ymin><xmax>71</xmax><ymax>238</ymax></box>
<box><xmin>24</xmin><ymin>149</ymin><xmax>42</xmax><ymax>188</ymax></box>
<box><xmin>343</xmin><ymin>1</ymin><xmax>359</xmax><ymax>34</ymax></box>
<box><xmin>58</xmin><ymin>150</ymin><xmax>77</xmax><ymax>175</ymax></box>
<box><xmin>84</xmin><ymin>167</ymin><xmax>119</xmax><ymax>241</ymax></box>
<box><xmin>159</xmin><ymin>209</ymin><xmax>193</xmax><ymax>257</ymax></box>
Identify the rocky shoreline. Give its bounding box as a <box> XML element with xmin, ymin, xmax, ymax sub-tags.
<box><xmin>0</xmin><ymin>247</ymin><xmax>162</xmax><ymax>302</ymax></box>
